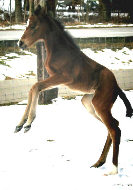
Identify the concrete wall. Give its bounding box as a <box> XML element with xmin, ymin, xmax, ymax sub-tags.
<box><xmin>58</xmin><ymin>69</ymin><xmax>133</xmax><ymax>97</ymax></box>
<box><xmin>113</xmin><ymin>69</ymin><xmax>133</xmax><ymax>90</ymax></box>
<box><xmin>0</xmin><ymin>69</ymin><xmax>133</xmax><ymax>104</ymax></box>
<box><xmin>0</xmin><ymin>78</ymin><xmax>37</xmax><ymax>104</ymax></box>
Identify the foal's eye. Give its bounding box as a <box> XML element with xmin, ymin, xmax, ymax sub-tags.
<box><xmin>30</xmin><ymin>25</ymin><xmax>36</xmax><ymax>29</ymax></box>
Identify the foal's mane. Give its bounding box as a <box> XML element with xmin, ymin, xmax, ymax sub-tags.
<box><xmin>34</xmin><ymin>5</ymin><xmax>80</xmax><ymax>50</ymax></box>
<box><xmin>46</xmin><ymin>15</ymin><xmax>80</xmax><ymax>50</ymax></box>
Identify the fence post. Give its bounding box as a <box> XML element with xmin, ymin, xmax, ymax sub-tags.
<box><xmin>36</xmin><ymin>0</ymin><xmax>58</xmax><ymax>104</ymax></box>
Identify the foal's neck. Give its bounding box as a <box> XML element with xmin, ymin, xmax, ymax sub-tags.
<box><xmin>42</xmin><ymin>17</ymin><xmax>79</xmax><ymax>55</ymax></box>
<box><xmin>44</xmin><ymin>30</ymin><xmax>66</xmax><ymax>53</ymax></box>
<box><xmin>44</xmin><ymin>30</ymin><xmax>79</xmax><ymax>56</ymax></box>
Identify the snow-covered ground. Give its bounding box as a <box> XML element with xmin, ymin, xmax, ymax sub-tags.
<box><xmin>82</xmin><ymin>47</ymin><xmax>133</xmax><ymax>70</ymax></box>
<box><xmin>0</xmin><ymin>23</ymin><xmax>133</xmax><ymax>30</ymax></box>
<box><xmin>0</xmin><ymin>51</ymin><xmax>37</xmax><ymax>80</ymax></box>
<box><xmin>0</xmin><ymin>93</ymin><xmax>133</xmax><ymax>190</ymax></box>
<box><xmin>0</xmin><ymin>47</ymin><xmax>133</xmax><ymax>80</ymax></box>
<box><xmin>0</xmin><ymin>24</ymin><xmax>27</xmax><ymax>30</ymax></box>
<box><xmin>65</xmin><ymin>23</ymin><xmax>133</xmax><ymax>28</ymax></box>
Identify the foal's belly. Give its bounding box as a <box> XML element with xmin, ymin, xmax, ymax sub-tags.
<box><xmin>65</xmin><ymin>83</ymin><xmax>96</xmax><ymax>94</ymax></box>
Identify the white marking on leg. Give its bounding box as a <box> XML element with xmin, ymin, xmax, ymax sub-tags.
<box><xmin>104</xmin><ymin>164</ymin><xmax>118</xmax><ymax>176</ymax></box>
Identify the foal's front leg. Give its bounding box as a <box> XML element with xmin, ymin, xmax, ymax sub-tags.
<box><xmin>15</xmin><ymin>74</ymin><xmax>69</xmax><ymax>133</ymax></box>
<box><xmin>23</xmin><ymin>83</ymin><xmax>39</xmax><ymax>133</ymax></box>
<box><xmin>14</xmin><ymin>89</ymin><xmax>33</xmax><ymax>133</ymax></box>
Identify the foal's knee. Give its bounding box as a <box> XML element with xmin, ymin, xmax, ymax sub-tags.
<box><xmin>81</xmin><ymin>94</ymin><xmax>94</xmax><ymax>112</ymax></box>
<box><xmin>81</xmin><ymin>94</ymin><xmax>88</xmax><ymax>105</ymax></box>
<box><xmin>81</xmin><ymin>94</ymin><xmax>93</xmax><ymax>106</ymax></box>
<box><xmin>30</xmin><ymin>82</ymin><xmax>40</xmax><ymax>95</ymax></box>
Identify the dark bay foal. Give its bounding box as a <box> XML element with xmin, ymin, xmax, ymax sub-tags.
<box><xmin>15</xmin><ymin>5</ymin><xmax>133</xmax><ymax>175</ymax></box>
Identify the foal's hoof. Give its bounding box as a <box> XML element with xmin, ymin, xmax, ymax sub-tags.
<box><xmin>14</xmin><ymin>125</ymin><xmax>23</xmax><ymax>133</ymax></box>
<box><xmin>91</xmin><ymin>161</ymin><xmax>105</xmax><ymax>168</ymax></box>
<box><xmin>24</xmin><ymin>125</ymin><xmax>31</xmax><ymax>133</ymax></box>
<box><xmin>104</xmin><ymin>165</ymin><xmax>118</xmax><ymax>176</ymax></box>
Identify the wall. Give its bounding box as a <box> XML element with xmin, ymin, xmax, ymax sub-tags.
<box><xmin>0</xmin><ymin>78</ymin><xmax>36</xmax><ymax>104</ymax></box>
<box><xmin>58</xmin><ymin>69</ymin><xmax>133</xmax><ymax>97</ymax></box>
<box><xmin>113</xmin><ymin>69</ymin><xmax>133</xmax><ymax>90</ymax></box>
<box><xmin>0</xmin><ymin>69</ymin><xmax>133</xmax><ymax>105</ymax></box>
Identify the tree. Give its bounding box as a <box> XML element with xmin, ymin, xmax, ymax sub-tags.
<box><xmin>112</xmin><ymin>0</ymin><xmax>133</xmax><ymax>23</ymax></box>
<box><xmin>29</xmin><ymin>0</ymin><xmax>34</xmax><ymax>16</ymax></box>
<box><xmin>24</xmin><ymin>0</ymin><xmax>29</xmax><ymax>22</ymax></box>
<box><xmin>15</xmin><ymin>0</ymin><xmax>23</xmax><ymax>23</ymax></box>
<box><xmin>46</xmin><ymin>0</ymin><xmax>58</xmax><ymax>17</ymax></box>
<box><xmin>98</xmin><ymin>0</ymin><xmax>111</xmax><ymax>22</ymax></box>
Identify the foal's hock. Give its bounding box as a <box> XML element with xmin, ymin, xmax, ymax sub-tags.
<box><xmin>15</xmin><ymin>5</ymin><xmax>133</xmax><ymax>175</ymax></box>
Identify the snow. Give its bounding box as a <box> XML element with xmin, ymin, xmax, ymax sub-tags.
<box><xmin>68</xmin><ymin>27</ymin><xmax>133</xmax><ymax>38</ymax></box>
<box><xmin>0</xmin><ymin>93</ymin><xmax>133</xmax><ymax>190</ymax></box>
<box><xmin>65</xmin><ymin>23</ymin><xmax>133</xmax><ymax>29</ymax></box>
<box><xmin>82</xmin><ymin>47</ymin><xmax>133</xmax><ymax>70</ymax></box>
<box><xmin>0</xmin><ymin>24</ymin><xmax>27</xmax><ymax>30</ymax></box>
<box><xmin>1</xmin><ymin>47</ymin><xmax>133</xmax><ymax>80</ymax></box>
<box><xmin>0</xmin><ymin>51</ymin><xmax>37</xmax><ymax>80</ymax></box>
<box><xmin>1</xmin><ymin>23</ymin><xmax>133</xmax><ymax>31</ymax></box>
<box><xmin>0</xmin><ymin>0</ymin><xmax>15</xmax><ymax>11</ymax></box>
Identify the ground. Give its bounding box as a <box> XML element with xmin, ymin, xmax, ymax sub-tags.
<box><xmin>0</xmin><ymin>93</ymin><xmax>133</xmax><ymax>190</ymax></box>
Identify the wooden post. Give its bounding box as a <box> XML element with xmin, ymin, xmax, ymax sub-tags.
<box><xmin>36</xmin><ymin>42</ymin><xmax>45</xmax><ymax>104</ymax></box>
<box><xmin>36</xmin><ymin>0</ymin><xmax>58</xmax><ymax>104</ymax></box>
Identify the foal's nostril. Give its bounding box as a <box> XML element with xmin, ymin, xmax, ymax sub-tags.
<box><xmin>18</xmin><ymin>40</ymin><xmax>27</xmax><ymax>50</ymax></box>
<box><xmin>19</xmin><ymin>40</ymin><xmax>24</xmax><ymax>47</ymax></box>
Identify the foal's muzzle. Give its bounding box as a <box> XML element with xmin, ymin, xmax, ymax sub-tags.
<box><xmin>18</xmin><ymin>40</ymin><xmax>27</xmax><ymax>50</ymax></box>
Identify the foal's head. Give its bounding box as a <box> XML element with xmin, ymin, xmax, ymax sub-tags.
<box><xmin>19</xmin><ymin>5</ymin><xmax>48</xmax><ymax>49</ymax></box>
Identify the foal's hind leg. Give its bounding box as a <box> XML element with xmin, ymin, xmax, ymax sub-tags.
<box><xmin>81</xmin><ymin>94</ymin><xmax>112</xmax><ymax>167</ymax></box>
<box><xmin>92</xmin><ymin>92</ymin><xmax>121</xmax><ymax>175</ymax></box>
<box><xmin>81</xmin><ymin>94</ymin><xmax>101</xmax><ymax>121</ymax></box>
<box><xmin>91</xmin><ymin>133</ymin><xmax>112</xmax><ymax>168</ymax></box>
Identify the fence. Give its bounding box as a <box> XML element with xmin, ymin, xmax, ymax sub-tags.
<box><xmin>0</xmin><ymin>69</ymin><xmax>133</xmax><ymax>105</ymax></box>
<box><xmin>113</xmin><ymin>69</ymin><xmax>133</xmax><ymax>90</ymax></box>
<box><xmin>0</xmin><ymin>78</ymin><xmax>36</xmax><ymax>104</ymax></box>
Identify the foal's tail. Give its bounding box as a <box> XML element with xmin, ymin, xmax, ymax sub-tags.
<box><xmin>117</xmin><ymin>87</ymin><xmax>133</xmax><ymax>118</ymax></box>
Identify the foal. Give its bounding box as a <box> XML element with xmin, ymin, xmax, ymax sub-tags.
<box><xmin>15</xmin><ymin>5</ymin><xmax>133</xmax><ymax>175</ymax></box>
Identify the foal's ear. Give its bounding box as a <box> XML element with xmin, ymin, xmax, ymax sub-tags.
<box><xmin>34</xmin><ymin>4</ymin><xmax>47</xmax><ymax>18</ymax></box>
<box><xmin>34</xmin><ymin>5</ymin><xmax>42</xmax><ymax>16</ymax></box>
